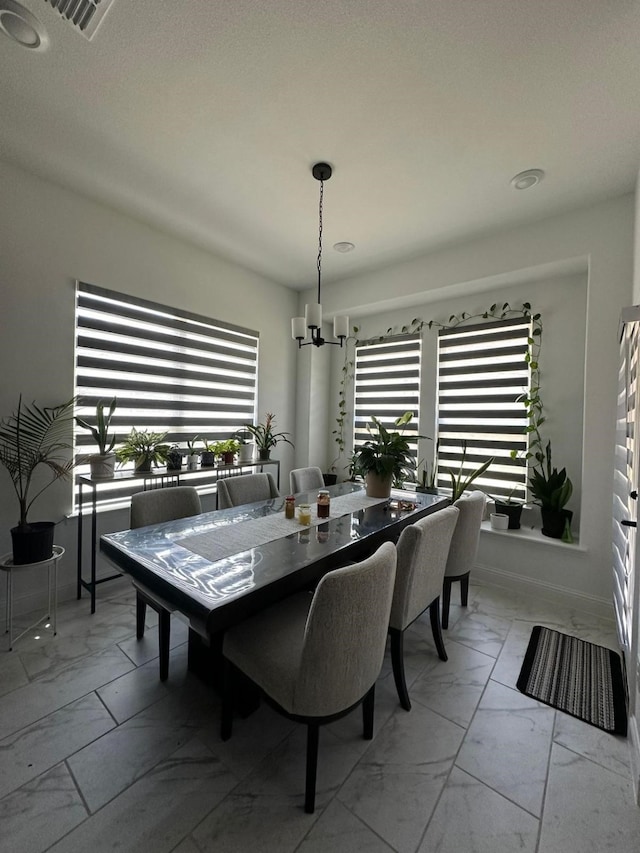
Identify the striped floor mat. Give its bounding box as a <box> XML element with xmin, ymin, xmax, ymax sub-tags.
<box><xmin>516</xmin><ymin>626</ymin><xmax>627</xmax><ymax>735</ymax></box>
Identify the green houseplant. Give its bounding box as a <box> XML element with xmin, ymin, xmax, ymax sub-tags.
<box><xmin>186</xmin><ymin>435</ymin><xmax>200</xmax><ymax>470</ymax></box>
<box><xmin>528</xmin><ymin>440</ymin><xmax>573</xmax><ymax>539</ymax></box>
<box><xmin>233</xmin><ymin>429</ymin><xmax>254</xmax><ymax>463</ymax></box>
<box><xmin>214</xmin><ymin>438</ymin><xmax>240</xmax><ymax>465</ymax></box>
<box><xmin>75</xmin><ymin>397</ymin><xmax>117</xmax><ymax>479</ymax></box>
<box><xmin>354</xmin><ymin>412</ymin><xmax>422</xmax><ymax>498</ymax></box>
<box><xmin>115</xmin><ymin>429</ymin><xmax>170</xmax><ymax>474</ymax></box>
<box><xmin>243</xmin><ymin>413</ymin><xmax>294</xmax><ymax>461</ymax></box>
<box><xmin>446</xmin><ymin>441</ymin><xmax>494</xmax><ymax>503</ymax></box>
<box><xmin>0</xmin><ymin>395</ymin><xmax>76</xmax><ymax>564</ymax></box>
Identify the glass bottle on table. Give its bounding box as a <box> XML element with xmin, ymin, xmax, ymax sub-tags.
<box><xmin>317</xmin><ymin>489</ymin><xmax>330</xmax><ymax>519</ymax></box>
<box><xmin>297</xmin><ymin>503</ymin><xmax>311</xmax><ymax>525</ymax></box>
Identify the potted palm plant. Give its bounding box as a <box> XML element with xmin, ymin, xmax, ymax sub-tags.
<box><xmin>528</xmin><ymin>440</ymin><xmax>573</xmax><ymax>539</ymax></box>
<box><xmin>243</xmin><ymin>413</ymin><xmax>294</xmax><ymax>461</ymax></box>
<box><xmin>0</xmin><ymin>395</ymin><xmax>76</xmax><ymax>564</ymax></box>
<box><xmin>354</xmin><ymin>412</ymin><xmax>422</xmax><ymax>498</ymax></box>
<box><xmin>75</xmin><ymin>397</ymin><xmax>117</xmax><ymax>479</ymax></box>
<box><xmin>115</xmin><ymin>428</ymin><xmax>170</xmax><ymax>474</ymax></box>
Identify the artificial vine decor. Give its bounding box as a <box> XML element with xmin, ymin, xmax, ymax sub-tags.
<box><xmin>331</xmin><ymin>301</ymin><xmax>543</xmax><ymax>474</ymax></box>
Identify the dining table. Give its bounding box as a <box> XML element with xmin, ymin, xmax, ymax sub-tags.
<box><xmin>100</xmin><ymin>481</ymin><xmax>449</xmax><ymax>683</ymax></box>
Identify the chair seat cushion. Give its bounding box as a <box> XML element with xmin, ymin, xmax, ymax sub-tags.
<box><xmin>224</xmin><ymin>591</ymin><xmax>313</xmax><ymax>713</ymax></box>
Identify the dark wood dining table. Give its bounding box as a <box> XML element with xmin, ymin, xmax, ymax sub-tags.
<box><xmin>100</xmin><ymin>482</ymin><xmax>449</xmax><ymax>679</ymax></box>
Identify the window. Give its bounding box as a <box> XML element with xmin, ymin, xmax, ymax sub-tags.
<box><xmin>353</xmin><ymin>335</ymin><xmax>422</xmax><ymax>478</ymax></box>
<box><xmin>74</xmin><ymin>282</ymin><xmax>259</xmax><ymax>510</ymax></box>
<box><xmin>436</xmin><ymin>318</ymin><xmax>531</xmax><ymax>500</ymax></box>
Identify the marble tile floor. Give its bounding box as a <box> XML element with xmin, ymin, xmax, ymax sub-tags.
<box><xmin>0</xmin><ymin>576</ymin><xmax>639</xmax><ymax>853</ymax></box>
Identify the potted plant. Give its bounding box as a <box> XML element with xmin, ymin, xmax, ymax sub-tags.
<box><xmin>528</xmin><ymin>440</ymin><xmax>573</xmax><ymax>539</ymax></box>
<box><xmin>492</xmin><ymin>493</ymin><xmax>524</xmax><ymax>529</ymax></box>
<box><xmin>75</xmin><ymin>397</ymin><xmax>117</xmax><ymax>479</ymax></box>
<box><xmin>115</xmin><ymin>428</ymin><xmax>170</xmax><ymax>474</ymax></box>
<box><xmin>200</xmin><ymin>440</ymin><xmax>216</xmax><ymax>467</ymax></box>
<box><xmin>416</xmin><ymin>439</ymin><xmax>438</xmax><ymax>495</ymax></box>
<box><xmin>234</xmin><ymin>429</ymin><xmax>254</xmax><ymax>463</ymax></box>
<box><xmin>0</xmin><ymin>395</ymin><xmax>76</xmax><ymax>564</ymax></box>
<box><xmin>354</xmin><ymin>412</ymin><xmax>423</xmax><ymax>498</ymax></box>
<box><xmin>167</xmin><ymin>444</ymin><xmax>183</xmax><ymax>471</ymax></box>
<box><xmin>215</xmin><ymin>438</ymin><xmax>240</xmax><ymax>465</ymax></box>
<box><xmin>243</xmin><ymin>413</ymin><xmax>294</xmax><ymax>461</ymax></box>
<box><xmin>186</xmin><ymin>436</ymin><xmax>200</xmax><ymax>470</ymax></box>
<box><xmin>446</xmin><ymin>441</ymin><xmax>494</xmax><ymax>502</ymax></box>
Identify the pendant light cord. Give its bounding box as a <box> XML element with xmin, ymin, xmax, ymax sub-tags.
<box><xmin>317</xmin><ymin>178</ymin><xmax>323</xmax><ymax>305</ymax></box>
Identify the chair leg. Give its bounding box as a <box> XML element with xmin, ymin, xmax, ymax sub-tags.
<box><xmin>441</xmin><ymin>578</ymin><xmax>452</xmax><ymax>630</ymax></box>
<box><xmin>460</xmin><ymin>572</ymin><xmax>470</xmax><ymax>607</ymax></box>
<box><xmin>136</xmin><ymin>593</ymin><xmax>147</xmax><ymax>639</ymax></box>
<box><xmin>158</xmin><ymin>608</ymin><xmax>171</xmax><ymax>681</ymax></box>
<box><xmin>390</xmin><ymin>627</ymin><xmax>411</xmax><ymax>711</ymax></box>
<box><xmin>305</xmin><ymin>723</ymin><xmax>320</xmax><ymax>814</ymax></box>
<box><xmin>221</xmin><ymin>658</ymin><xmax>234</xmax><ymax>741</ymax></box>
<box><xmin>362</xmin><ymin>685</ymin><xmax>375</xmax><ymax>739</ymax></box>
<box><xmin>429</xmin><ymin>597</ymin><xmax>448</xmax><ymax>662</ymax></box>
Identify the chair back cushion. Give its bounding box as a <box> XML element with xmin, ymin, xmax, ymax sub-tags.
<box><xmin>290</xmin><ymin>466</ymin><xmax>324</xmax><ymax>494</ymax></box>
<box><xmin>295</xmin><ymin>541</ymin><xmax>397</xmax><ymax>716</ymax></box>
<box><xmin>444</xmin><ymin>490</ymin><xmax>486</xmax><ymax>578</ymax></box>
<box><xmin>130</xmin><ymin>486</ymin><xmax>201</xmax><ymax>529</ymax></box>
<box><xmin>390</xmin><ymin>505</ymin><xmax>459</xmax><ymax>630</ymax></box>
<box><xmin>217</xmin><ymin>472</ymin><xmax>279</xmax><ymax>509</ymax></box>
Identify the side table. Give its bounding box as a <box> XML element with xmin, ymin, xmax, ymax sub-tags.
<box><xmin>0</xmin><ymin>545</ymin><xmax>63</xmax><ymax>650</ymax></box>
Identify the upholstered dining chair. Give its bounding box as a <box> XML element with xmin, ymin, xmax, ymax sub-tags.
<box><xmin>289</xmin><ymin>466</ymin><xmax>325</xmax><ymax>494</ymax></box>
<box><xmin>130</xmin><ymin>486</ymin><xmax>202</xmax><ymax>680</ymax></box>
<box><xmin>389</xmin><ymin>506</ymin><xmax>460</xmax><ymax>711</ymax></box>
<box><xmin>441</xmin><ymin>490</ymin><xmax>486</xmax><ymax>630</ymax></box>
<box><xmin>216</xmin><ymin>471</ymin><xmax>280</xmax><ymax>509</ymax></box>
<box><xmin>221</xmin><ymin>541</ymin><xmax>397</xmax><ymax>813</ymax></box>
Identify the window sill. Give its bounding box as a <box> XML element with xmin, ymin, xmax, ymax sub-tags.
<box><xmin>480</xmin><ymin>520</ymin><xmax>585</xmax><ymax>551</ymax></box>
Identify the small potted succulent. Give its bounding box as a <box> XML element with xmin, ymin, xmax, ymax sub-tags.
<box><xmin>115</xmin><ymin>429</ymin><xmax>170</xmax><ymax>474</ymax></box>
<box><xmin>75</xmin><ymin>397</ymin><xmax>118</xmax><ymax>479</ymax></box>
<box><xmin>243</xmin><ymin>413</ymin><xmax>294</xmax><ymax>461</ymax></box>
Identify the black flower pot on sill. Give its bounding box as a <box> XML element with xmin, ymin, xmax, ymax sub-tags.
<box><xmin>11</xmin><ymin>521</ymin><xmax>55</xmax><ymax>565</ymax></box>
<box><xmin>323</xmin><ymin>473</ymin><xmax>338</xmax><ymax>486</ymax></box>
<box><xmin>258</xmin><ymin>449</ymin><xmax>271</xmax><ymax>461</ymax></box>
<box><xmin>493</xmin><ymin>501</ymin><xmax>523</xmax><ymax>530</ymax></box>
<box><xmin>541</xmin><ymin>508</ymin><xmax>573</xmax><ymax>540</ymax></box>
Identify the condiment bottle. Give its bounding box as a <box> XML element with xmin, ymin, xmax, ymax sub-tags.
<box><xmin>297</xmin><ymin>503</ymin><xmax>311</xmax><ymax>525</ymax></box>
<box><xmin>285</xmin><ymin>495</ymin><xmax>296</xmax><ymax>519</ymax></box>
<box><xmin>317</xmin><ymin>489</ymin><xmax>330</xmax><ymax>519</ymax></box>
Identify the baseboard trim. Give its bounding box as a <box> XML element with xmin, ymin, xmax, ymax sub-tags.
<box><xmin>473</xmin><ymin>562</ymin><xmax>614</xmax><ymax>621</ymax></box>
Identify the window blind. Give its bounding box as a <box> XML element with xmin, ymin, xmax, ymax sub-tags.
<box><xmin>436</xmin><ymin>318</ymin><xmax>531</xmax><ymax>500</ymax></box>
<box><xmin>74</xmin><ymin>281</ymin><xmax>259</xmax><ymax>510</ymax></box>
<box><xmin>353</xmin><ymin>335</ymin><xmax>421</xmax><ymax>477</ymax></box>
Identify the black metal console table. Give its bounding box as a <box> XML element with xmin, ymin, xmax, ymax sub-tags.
<box><xmin>76</xmin><ymin>459</ymin><xmax>280</xmax><ymax>613</ymax></box>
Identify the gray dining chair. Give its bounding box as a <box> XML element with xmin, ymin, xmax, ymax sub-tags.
<box><xmin>130</xmin><ymin>486</ymin><xmax>202</xmax><ymax>680</ymax></box>
<box><xmin>216</xmin><ymin>471</ymin><xmax>280</xmax><ymax>508</ymax></box>
<box><xmin>221</xmin><ymin>541</ymin><xmax>397</xmax><ymax>814</ymax></box>
<box><xmin>389</xmin><ymin>506</ymin><xmax>460</xmax><ymax>711</ymax></box>
<box><xmin>441</xmin><ymin>490</ymin><xmax>486</xmax><ymax>629</ymax></box>
<box><xmin>289</xmin><ymin>466</ymin><xmax>325</xmax><ymax>493</ymax></box>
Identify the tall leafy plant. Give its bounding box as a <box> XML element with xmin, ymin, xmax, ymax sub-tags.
<box><xmin>0</xmin><ymin>395</ymin><xmax>76</xmax><ymax>527</ymax></box>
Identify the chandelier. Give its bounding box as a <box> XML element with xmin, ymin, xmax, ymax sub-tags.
<box><xmin>292</xmin><ymin>163</ymin><xmax>349</xmax><ymax>348</ymax></box>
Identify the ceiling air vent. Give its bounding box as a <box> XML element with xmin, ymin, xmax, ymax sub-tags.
<box><xmin>42</xmin><ymin>0</ymin><xmax>114</xmax><ymax>40</ymax></box>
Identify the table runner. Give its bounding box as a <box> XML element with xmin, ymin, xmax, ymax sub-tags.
<box><xmin>178</xmin><ymin>491</ymin><xmax>386</xmax><ymax>563</ymax></box>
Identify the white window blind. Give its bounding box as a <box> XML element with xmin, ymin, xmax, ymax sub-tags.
<box><xmin>353</xmin><ymin>335</ymin><xmax>421</xmax><ymax>477</ymax></box>
<box><xmin>436</xmin><ymin>318</ymin><xmax>531</xmax><ymax>499</ymax></box>
<box><xmin>74</xmin><ymin>282</ymin><xmax>259</xmax><ymax>510</ymax></box>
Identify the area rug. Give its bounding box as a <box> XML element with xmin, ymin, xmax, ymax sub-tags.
<box><xmin>516</xmin><ymin>625</ymin><xmax>627</xmax><ymax>735</ymax></box>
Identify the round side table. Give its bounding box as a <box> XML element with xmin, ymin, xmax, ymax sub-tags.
<box><xmin>0</xmin><ymin>545</ymin><xmax>64</xmax><ymax>650</ymax></box>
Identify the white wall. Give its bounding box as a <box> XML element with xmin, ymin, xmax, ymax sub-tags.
<box><xmin>298</xmin><ymin>194</ymin><xmax>635</xmax><ymax>609</ymax></box>
<box><xmin>0</xmin><ymin>159</ymin><xmax>298</xmax><ymax>611</ymax></box>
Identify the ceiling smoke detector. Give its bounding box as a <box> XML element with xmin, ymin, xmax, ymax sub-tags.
<box><xmin>0</xmin><ymin>1</ymin><xmax>48</xmax><ymax>50</ymax></box>
<box><xmin>511</xmin><ymin>169</ymin><xmax>545</xmax><ymax>190</ymax></box>
<box><xmin>42</xmin><ymin>0</ymin><xmax>115</xmax><ymax>40</ymax></box>
<box><xmin>333</xmin><ymin>242</ymin><xmax>355</xmax><ymax>253</ymax></box>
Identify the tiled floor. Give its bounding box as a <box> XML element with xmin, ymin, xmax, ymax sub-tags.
<box><xmin>1</xmin><ymin>576</ymin><xmax>639</xmax><ymax>853</ymax></box>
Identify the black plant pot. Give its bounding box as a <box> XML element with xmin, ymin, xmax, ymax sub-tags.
<box><xmin>167</xmin><ymin>451</ymin><xmax>183</xmax><ymax>471</ymax></box>
<box><xmin>494</xmin><ymin>501</ymin><xmax>523</xmax><ymax>530</ymax></box>
<box><xmin>323</xmin><ymin>473</ymin><xmax>338</xmax><ymax>486</ymax></box>
<box><xmin>258</xmin><ymin>449</ymin><xmax>271</xmax><ymax>461</ymax></box>
<box><xmin>541</xmin><ymin>508</ymin><xmax>573</xmax><ymax>539</ymax></box>
<box><xmin>11</xmin><ymin>522</ymin><xmax>55</xmax><ymax>565</ymax></box>
<box><xmin>201</xmin><ymin>451</ymin><xmax>215</xmax><ymax>467</ymax></box>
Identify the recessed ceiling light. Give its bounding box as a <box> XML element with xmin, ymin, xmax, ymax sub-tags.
<box><xmin>333</xmin><ymin>242</ymin><xmax>355</xmax><ymax>253</ymax></box>
<box><xmin>0</xmin><ymin>0</ymin><xmax>48</xmax><ymax>50</ymax></box>
<box><xmin>511</xmin><ymin>169</ymin><xmax>545</xmax><ymax>190</ymax></box>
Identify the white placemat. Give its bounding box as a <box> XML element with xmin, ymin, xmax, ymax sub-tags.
<box><xmin>178</xmin><ymin>491</ymin><xmax>385</xmax><ymax>563</ymax></box>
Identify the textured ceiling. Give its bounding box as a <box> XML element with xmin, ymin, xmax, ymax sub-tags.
<box><xmin>1</xmin><ymin>0</ymin><xmax>640</xmax><ymax>288</ymax></box>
